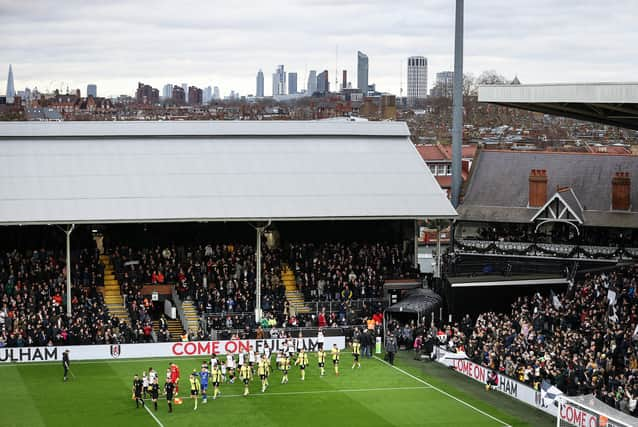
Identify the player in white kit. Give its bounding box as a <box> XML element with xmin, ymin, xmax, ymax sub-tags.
<box><xmin>264</xmin><ymin>343</ymin><xmax>272</xmax><ymax>367</ymax></box>
<box><xmin>142</xmin><ymin>371</ymin><xmax>149</xmax><ymax>398</ymax></box>
<box><xmin>226</xmin><ymin>354</ymin><xmax>236</xmax><ymax>383</ymax></box>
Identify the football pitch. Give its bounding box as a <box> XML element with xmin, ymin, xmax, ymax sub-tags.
<box><xmin>1</xmin><ymin>353</ymin><xmax>551</xmax><ymax>427</ymax></box>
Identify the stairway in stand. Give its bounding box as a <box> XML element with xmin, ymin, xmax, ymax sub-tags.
<box><xmin>181</xmin><ymin>300</ymin><xmax>200</xmax><ymax>334</ymax></box>
<box><xmin>153</xmin><ymin>319</ymin><xmax>184</xmax><ymax>342</ymax></box>
<box><xmin>282</xmin><ymin>265</ymin><xmax>311</xmax><ymax>314</ymax></box>
<box><xmin>99</xmin><ymin>254</ymin><xmax>131</xmax><ymax>326</ymax></box>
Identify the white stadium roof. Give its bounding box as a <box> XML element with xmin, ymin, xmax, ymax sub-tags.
<box><xmin>0</xmin><ymin>120</ymin><xmax>456</xmax><ymax>225</ymax></box>
<box><xmin>478</xmin><ymin>82</ymin><xmax>638</xmax><ymax>130</ymax></box>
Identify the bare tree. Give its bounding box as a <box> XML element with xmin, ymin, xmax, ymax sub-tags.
<box><xmin>463</xmin><ymin>73</ymin><xmax>477</xmax><ymax>96</ymax></box>
<box><xmin>476</xmin><ymin>70</ymin><xmax>507</xmax><ymax>85</ymax></box>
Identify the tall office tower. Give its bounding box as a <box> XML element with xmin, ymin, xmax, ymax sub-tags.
<box><xmin>187</xmin><ymin>86</ymin><xmax>203</xmax><ymax>105</ymax></box>
<box><xmin>213</xmin><ymin>86</ymin><xmax>220</xmax><ymax>100</ymax></box>
<box><xmin>432</xmin><ymin>71</ymin><xmax>454</xmax><ymax>98</ymax></box>
<box><xmin>171</xmin><ymin>85</ymin><xmax>186</xmax><ymax>104</ymax></box>
<box><xmin>288</xmin><ymin>72</ymin><xmax>297</xmax><ymax>95</ymax></box>
<box><xmin>256</xmin><ymin>69</ymin><xmax>264</xmax><ymax>97</ymax></box>
<box><xmin>203</xmin><ymin>86</ymin><xmax>212</xmax><ymax>103</ymax></box>
<box><xmin>5</xmin><ymin>64</ymin><xmax>15</xmax><ymax>103</ymax></box>
<box><xmin>357</xmin><ymin>51</ymin><xmax>368</xmax><ymax>95</ymax></box>
<box><xmin>162</xmin><ymin>84</ymin><xmax>173</xmax><ymax>99</ymax></box>
<box><xmin>316</xmin><ymin>70</ymin><xmax>329</xmax><ymax>95</ymax></box>
<box><xmin>272</xmin><ymin>65</ymin><xmax>286</xmax><ymax>96</ymax></box>
<box><xmin>307</xmin><ymin>70</ymin><xmax>317</xmax><ymax>95</ymax></box>
<box><xmin>182</xmin><ymin>83</ymin><xmax>188</xmax><ymax>103</ymax></box>
<box><xmin>136</xmin><ymin>82</ymin><xmax>159</xmax><ymax>104</ymax></box>
<box><xmin>86</xmin><ymin>84</ymin><xmax>97</xmax><ymax>98</ymax></box>
<box><xmin>407</xmin><ymin>56</ymin><xmax>428</xmax><ymax>106</ymax></box>
<box><xmin>342</xmin><ymin>69</ymin><xmax>347</xmax><ymax>90</ymax></box>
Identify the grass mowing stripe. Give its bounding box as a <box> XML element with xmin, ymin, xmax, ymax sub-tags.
<box><xmin>214</xmin><ymin>385</ymin><xmax>431</xmax><ymax>399</ymax></box>
<box><xmin>373</xmin><ymin>356</ymin><xmax>512</xmax><ymax>427</ymax></box>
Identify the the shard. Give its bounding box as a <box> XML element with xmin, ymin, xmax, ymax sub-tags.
<box><xmin>6</xmin><ymin>64</ymin><xmax>15</xmax><ymax>104</ymax></box>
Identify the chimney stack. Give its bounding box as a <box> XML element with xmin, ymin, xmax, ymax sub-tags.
<box><xmin>612</xmin><ymin>172</ymin><xmax>631</xmax><ymax>210</ymax></box>
<box><xmin>529</xmin><ymin>169</ymin><xmax>548</xmax><ymax>207</ymax></box>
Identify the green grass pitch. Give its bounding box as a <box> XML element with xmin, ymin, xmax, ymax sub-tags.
<box><xmin>1</xmin><ymin>352</ymin><xmax>549</xmax><ymax>427</ymax></box>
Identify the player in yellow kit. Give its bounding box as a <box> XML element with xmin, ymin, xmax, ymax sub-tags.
<box><xmin>210</xmin><ymin>364</ymin><xmax>223</xmax><ymax>400</ymax></box>
<box><xmin>331</xmin><ymin>344</ymin><xmax>340</xmax><ymax>376</ymax></box>
<box><xmin>317</xmin><ymin>348</ymin><xmax>327</xmax><ymax>376</ymax></box>
<box><xmin>257</xmin><ymin>355</ymin><xmax>269</xmax><ymax>392</ymax></box>
<box><xmin>294</xmin><ymin>349</ymin><xmax>309</xmax><ymax>381</ymax></box>
<box><xmin>352</xmin><ymin>339</ymin><xmax>361</xmax><ymax>369</ymax></box>
<box><xmin>189</xmin><ymin>370</ymin><xmax>201</xmax><ymax>410</ymax></box>
<box><xmin>239</xmin><ymin>363</ymin><xmax>252</xmax><ymax>396</ymax></box>
<box><xmin>280</xmin><ymin>355</ymin><xmax>291</xmax><ymax>384</ymax></box>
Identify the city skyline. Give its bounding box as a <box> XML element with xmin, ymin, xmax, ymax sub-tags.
<box><xmin>1</xmin><ymin>0</ymin><xmax>637</xmax><ymax>98</ymax></box>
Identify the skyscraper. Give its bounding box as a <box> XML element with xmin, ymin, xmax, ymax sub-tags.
<box><xmin>407</xmin><ymin>56</ymin><xmax>428</xmax><ymax>106</ymax></box>
<box><xmin>171</xmin><ymin>85</ymin><xmax>185</xmax><ymax>104</ymax></box>
<box><xmin>136</xmin><ymin>82</ymin><xmax>159</xmax><ymax>104</ymax></box>
<box><xmin>6</xmin><ymin>64</ymin><xmax>15</xmax><ymax>104</ymax></box>
<box><xmin>357</xmin><ymin>51</ymin><xmax>368</xmax><ymax>95</ymax></box>
<box><xmin>182</xmin><ymin>83</ymin><xmax>188</xmax><ymax>103</ymax></box>
<box><xmin>272</xmin><ymin>65</ymin><xmax>286</xmax><ymax>96</ymax></box>
<box><xmin>317</xmin><ymin>70</ymin><xmax>329</xmax><ymax>95</ymax></box>
<box><xmin>188</xmin><ymin>86</ymin><xmax>203</xmax><ymax>105</ymax></box>
<box><xmin>342</xmin><ymin>70</ymin><xmax>347</xmax><ymax>90</ymax></box>
<box><xmin>162</xmin><ymin>84</ymin><xmax>173</xmax><ymax>99</ymax></box>
<box><xmin>213</xmin><ymin>86</ymin><xmax>220</xmax><ymax>100</ymax></box>
<box><xmin>256</xmin><ymin>69</ymin><xmax>264</xmax><ymax>97</ymax></box>
<box><xmin>203</xmin><ymin>86</ymin><xmax>212</xmax><ymax>103</ymax></box>
<box><xmin>307</xmin><ymin>70</ymin><xmax>317</xmax><ymax>95</ymax></box>
<box><xmin>87</xmin><ymin>84</ymin><xmax>97</xmax><ymax>98</ymax></box>
<box><xmin>431</xmin><ymin>71</ymin><xmax>454</xmax><ymax>98</ymax></box>
<box><xmin>288</xmin><ymin>72</ymin><xmax>297</xmax><ymax>95</ymax></box>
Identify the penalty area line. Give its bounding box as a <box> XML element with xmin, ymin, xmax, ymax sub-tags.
<box><xmin>373</xmin><ymin>356</ymin><xmax>511</xmax><ymax>427</ymax></box>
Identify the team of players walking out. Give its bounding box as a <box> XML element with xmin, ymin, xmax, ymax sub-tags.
<box><xmin>131</xmin><ymin>340</ymin><xmax>358</xmax><ymax>413</ymax></box>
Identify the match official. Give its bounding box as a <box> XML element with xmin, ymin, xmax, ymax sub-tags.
<box><xmin>385</xmin><ymin>333</ymin><xmax>398</xmax><ymax>365</ymax></box>
<box><xmin>62</xmin><ymin>350</ymin><xmax>70</xmax><ymax>382</ymax></box>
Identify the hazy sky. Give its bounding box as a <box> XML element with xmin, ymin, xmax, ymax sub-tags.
<box><xmin>1</xmin><ymin>0</ymin><xmax>637</xmax><ymax>98</ymax></box>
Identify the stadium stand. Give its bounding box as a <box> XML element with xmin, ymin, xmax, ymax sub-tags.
<box><xmin>0</xmin><ymin>248</ymin><xmax>143</xmax><ymax>347</ymax></box>
<box><xmin>287</xmin><ymin>242</ymin><xmax>417</xmax><ymax>301</ymax></box>
<box><xmin>441</xmin><ymin>267</ymin><xmax>638</xmax><ymax>417</ymax></box>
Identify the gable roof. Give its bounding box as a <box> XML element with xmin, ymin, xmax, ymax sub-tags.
<box><xmin>459</xmin><ymin>150</ymin><xmax>638</xmax><ymax>228</ymax></box>
<box><xmin>0</xmin><ymin>121</ymin><xmax>456</xmax><ymax>225</ymax></box>
<box><xmin>530</xmin><ymin>188</ymin><xmax>584</xmax><ymax>224</ymax></box>
<box><xmin>416</xmin><ymin>143</ymin><xmax>477</xmax><ymax>162</ymax></box>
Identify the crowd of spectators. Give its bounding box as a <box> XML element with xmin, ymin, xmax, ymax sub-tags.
<box><xmin>0</xmin><ymin>248</ymin><xmax>139</xmax><ymax>348</ymax></box>
<box><xmin>110</xmin><ymin>241</ymin><xmax>408</xmax><ymax>337</ymax></box>
<box><xmin>287</xmin><ymin>242</ymin><xmax>416</xmax><ymax>301</ymax></box>
<box><xmin>111</xmin><ymin>243</ymin><xmax>286</xmax><ymax>331</ymax></box>
<box><xmin>443</xmin><ymin>267</ymin><xmax>638</xmax><ymax>417</ymax></box>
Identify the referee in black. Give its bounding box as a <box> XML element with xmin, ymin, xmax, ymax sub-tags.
<box><xmin>62</xmin><ymin>350</ymin><xmax>70</xmax><ymax>382</ymax></box>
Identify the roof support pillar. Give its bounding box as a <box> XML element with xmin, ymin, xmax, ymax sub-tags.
<box><xmin>413</xmin><ymin>220</ymin><xmax>419</xmax><ymax>271</ymax></box>
<box><xmin>253</xmin><ymin>220</ymin><xmax>271</xmax><ymax>324</ymax></box>
<box><xmin>64</xmin><ymin>224</ymin><xmax>75</xmax><ymax>318</ymax></box>
<box><xmin>255</xmin><ymin>226</ymin><xmax>263</xmax><ymax>324</ymax></box>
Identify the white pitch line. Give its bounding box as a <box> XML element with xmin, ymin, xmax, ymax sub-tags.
<box><xmin>0</xmin><ymin>356</ymin><xmax>207</xmax><ymax>367</ymax></box>
<box><xmin>125</xmin><ymin>386</ymin><xmax>165</xmax><ymax>427</ymax></box>
<box><xmin>142</xmin><ymin>401</ymin><xmax>165</xmax><ymax>427</ymax></box>
<box><xmin>373</xmin><ymin>356</ymin><xmax>511</xmax><ymax>427</ymax></box>
<box><xmin>215</xmin><ymin>386</ymin><xmax>431</xmax><ymax>399</ymax></box>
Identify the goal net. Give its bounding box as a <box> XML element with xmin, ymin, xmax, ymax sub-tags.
<box><xmin>556</xmin><ymin>394</ymin><xmax>635</xmax><ymax>427</ymax></box>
